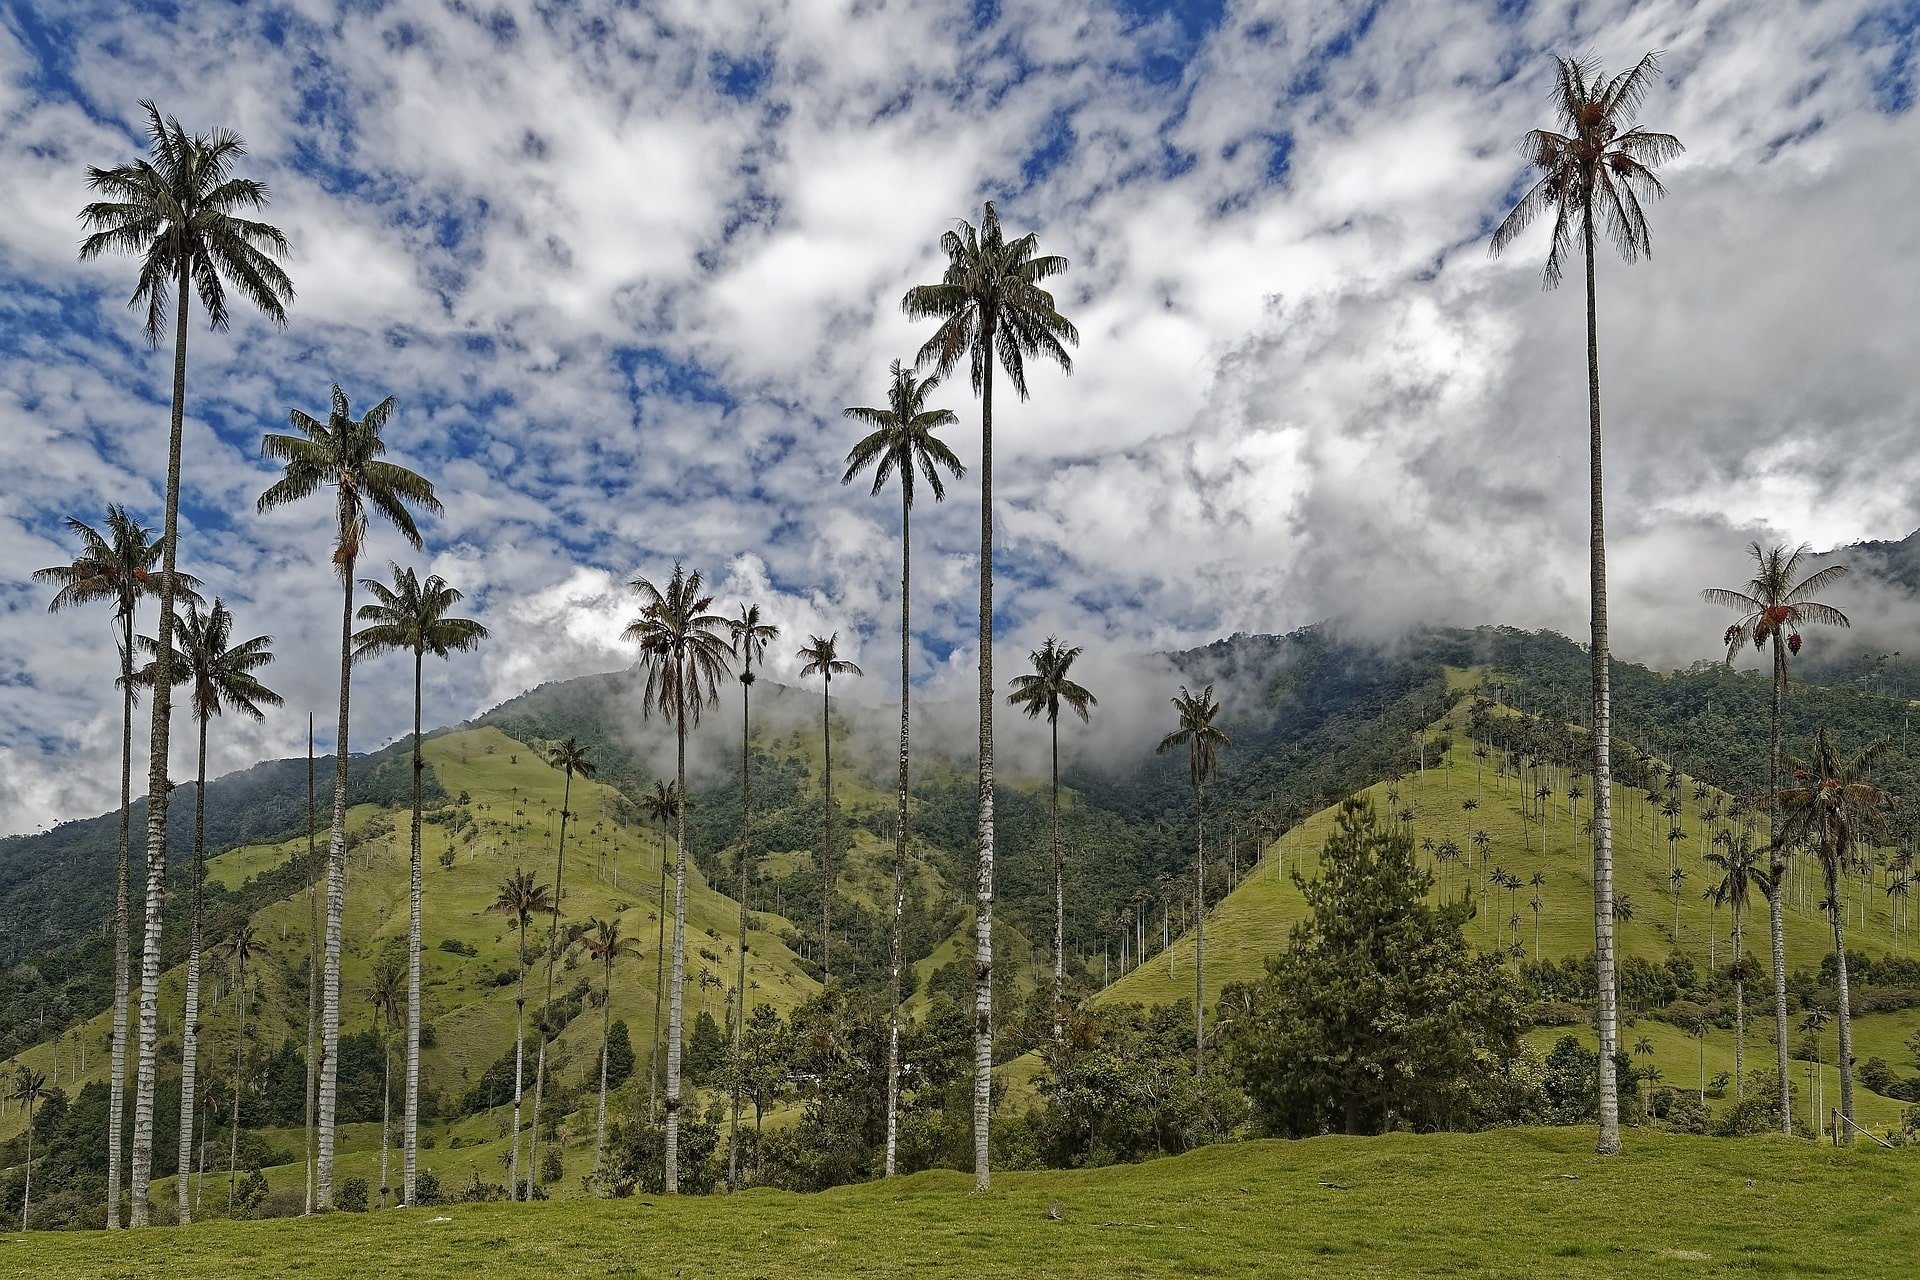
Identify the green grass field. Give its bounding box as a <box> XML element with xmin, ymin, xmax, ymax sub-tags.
<box><xmin>9</xmin><ymin>1129</ymin><xmax>1920</xmax><ymax>1277</ymax></box>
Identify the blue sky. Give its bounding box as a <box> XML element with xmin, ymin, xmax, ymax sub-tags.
<box><xmin>1</xmin><ymin>0</ymin><xmax>1917</xmax><ymax>834</ymax></box>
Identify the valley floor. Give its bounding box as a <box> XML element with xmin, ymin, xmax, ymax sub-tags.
<box><xmin>7</xmin><ymin>1128</ymin><xmax>1918</xmax><ymax>1278</ymax></box>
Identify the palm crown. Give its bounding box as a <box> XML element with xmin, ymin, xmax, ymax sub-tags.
<box><xmin>903</xmin><ymin>201</ymin><xmax>1077</xmax><ymax>394</ymax></box>
<box><xmin>640</xmin><ymin>780</ymin><xmax>684</xmax><ymax>827</ymax></box>
<box><xmin>34</xmin><ymin>506</ymin><xmax>200</xmax><ymax>629</ymax></box>
<box><xmin>624</xmin><ymin>564</ymin><xmax>733</xmax><ymax>725</ymax></box>
<box><xmin>728</xmin><ymin>603</ymin><xmax>779</xmax><ymax>684</ymax></box>
<box><xmin>582</xmin><ymin>917</ymin><xmax>641</xmax><ymax>969</ymax></box>
<box><xmin>1702</xmin><ymin>542</ymin><xmax>1849</xmax><ymax>666</ymax></box>
<box><xmin>841</xmin><ymin>361</ymin><xmax>966</xmax><ymax>505</ymax></box>
<box><xmin>798</xmin><ymin>632</ymin><xmax>862</xmax><ymax>684</ymax></box>
<box><xmin>78</xmin><ymin>100</ymin><xmax>295</xmax><ymax>343</ymax></box>
<box><xmin>258</xmin><ymin>385</ymin><xmax>442</xmax><ymax>578</ymax></box>
<box><xmin>140</xmin><ymin>598</ymin><xmax>283</xmax><ymax>724</ymax></box>
<box><xmin>1488</xmin><ymin>52</ymin><xmax>1684</xmax><ymax>286</ymax></box>
<box><xmin>1008</xmin><ymin>637</ymin><xmax>1097</xmax><ymax>727</ymax></box>
<box><xmin>544</xmin><ymin>737</ymin><xmax>596</xmax><ymax>783</ymax></box>
<box><xmin>1777</xmin><ymin>730</ymin><xmax>1893</xmax><ymax>881</ymax></box>
<box><xmin>1157</xmin><ymin>684</ymin><xmax>1230</xmax><ymax>787</ymax></box>
<box><xmin>493</xmin><ymin>870</ymin><xmax>555</xmax><ymax>931</ymax></box>
<box><xmin>352</xmin><ymin>564</ymin><xmax>489</xmax><ymax>664</ymax></box>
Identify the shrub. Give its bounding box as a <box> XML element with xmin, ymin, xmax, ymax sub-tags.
<box><xmin>233</xmin><ymin>1168</ymin><xmax>269</xmax><ymax>1219</ymax></box>
<box><xmin>414</xmin><ymin>1168</ymin><xmax>447</xmax><ymax>1207</ymax></box>
<box><xmin>338</xmin><ymin>1177</ymin><xmax>369</xmax><ymax>1212</ymax></box>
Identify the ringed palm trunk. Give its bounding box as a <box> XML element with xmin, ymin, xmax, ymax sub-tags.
<box><xmin>651</xmin><ymin>844</ymin><xmax>666</xmax><ymax>1122</ymax></box>
<box><xmin>529</xmin><ymin>765</ymin><xmax>575</xmax><ymax>1196</ymax></box>
<box><xmin>1732</xmin><ymin>916</ymin><xmax>1745</xmax><ymax>1096</ymax></box>
<box><xmin>404</xmin><ymin>652</ymin><xmax>424</xmax><ymax>1205</ymax></box>
<box><xmin>508</xmin><ymin>926</ymin><xmax>528</xmax><ymax>1195</ymax></box>
<box><xmin>107</xmin><ymin>608</ymin><xmax>134</xmax><ymax>1229</ymax></box>
<box><xmin>594</xmin><ymin>959</ymin><xmax>613</xmax><ymax>1174</ymax></box>
<box><xmin>1050</xmin><ymin>715</ymin><xmax>1063</xmax><ymax>1047</ymax></box>
<box><xmin>176</xmin><ymin>715</ymin><xmax>210</xmax><ymax>1223</ymax></box>
<box><xmin>227</xmin><ymin>954</ymin><xmax>246</xmax><ymax>1214</ymax></box>
<box><xmin>820</xmin><ymin>673</ymin><xmax>833</xmax><ymax>982</ymax></box>
<box><xmin>886</xmin><ymin>495</ymin><xmax>911</xmax><ymax>1178</ymax></box>
<box><xmin>316</xmin><ymin>553</ymin><xmax>358</xmax><ymax>1209</ymax></box>
<box><xmin>972</xmin><ymin>326</ymin><xmax>998</xmax><ymax>1193</ymax></box>
<box><xmin>1829</xmin><ymin>862</ymin><xmax>1857</xmax><ymax>1139</ymax></box>
<box><xmin>731</xmin><ymin>663</ymin><xmax>754</xmax><ymax>1189</ymax></box>
<box><xmin>19</xmin><ymin>1100</ymin><xmax>32</xmax><ymax>1230</ymax></box>
<box><xmin>1193</xmin><ymin>781</ymin><xmax>1207</xmax><ymax>1079</ymax></box>
<box><xmin>1767</xmin><ymin>634</ymin><xmax>1793</xmax><ymax>1132</ymax></box>
<box><xmin>378</xmin><ymin>1022</ymin><xmax>391</xmax><ymax>1201</ymax></box>
<box><xmin>303</xmin><ymin>718</ymin><xmax>319</xmax><ymax>1214</ymax></box>
<box><xmin>665</xmin><ymin>699</ymin><xmax>690</xmax><ymax>1192</ymax></box>
<box><xmin>1582</xmin><ymin>207</ymin><xmax>1624</xmax><ymax>1157</ymax></box>
<box><xmin>131</xmin><ymin>263</ymin><xmax>192</xmax><ymax>1228</ymax></box>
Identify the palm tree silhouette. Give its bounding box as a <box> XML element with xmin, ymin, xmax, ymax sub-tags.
<box><xmin>491</xmin><ymin>870</ymin><xmax>553</xmax><ymax>1197</ymax></box>
<box><xmin>352</xmin><ymin>565</ymin><xmax>486</xmax><ymax>1204</ymax></box>
<box><xmin>843</xmin><ymin>358</ymin><xmax>963</xmax><ymax>1177</ymax></box>
<box><xmin>797</xmin><ymin>632</ymin><xmax>862</xmax><ymax>982</ymax></box>
<box><xmin>904</xmin><ymin>200</ymin><xmax>1076</xmax><ymax>1191</ymax></box>
<box><xmin>136</xmin><ymin>599</ymin><xmax>279</xmax><ymax>1224</ymax></box>
<box><xmin>638</xmin><ymin>779</ymin><xmax>682</xmax><ymax>1123</ymax></box>
<box><xmin>625</xmin><ymin>564</ymin><xmax>732</xmax><ymax>1192</ymax></box>
<box><xmin>1778</xmin><ymin>730</ymin><xmax>1892</xmax><ymax>1139</ymax></box>
<box><xmin>724</xmin><ymin>603</ymin><xmax>778</xmax><ymax>1190</ymax></box>
<box><xmin>12</xmin><ymin>1065</ymin><xmax>46</xmax><ymax>1230</ymax></box>
<box><xmin>1156</xmin><ymin>685</ymin><xmax>1230</xmax><ymax>1079</ymax></box>
<box><xmin>1009</xmin><ymin>638</ymin><xmax>1098</xmax><ymax>1052</ymax></box>
<box><xmin>581</xmin><ymin>916</ymin><xmax>641</xmax><ymax>1175</ymax></box>
<box><xmin>1706</xmin><ymin>834</ymin><xmax>1767</xmax><ymax>1097</ymax></box>
<box><xmin>1703</xmin><ymin>541</ymin><xmax>1849</xmax><ymax>1131</ymax></box>
<box><xmin>32</xmin><ymin>506</ymin><xmax>196</xmax><ymax>1228</ymax></box>
<box><xmin>362</xmin><ymin>956</ymin><xmax>404</xmax><ymax>1204</ymax></box>
<box><xmin>258</xmin><ymin>384</ymin><xmax>439</xmax><ymax>1208</ymax></box>
<box><xmin>80</xmin><ymin>102</ymin><xmax>293</xmax><ymax>1224</ymax></box>
<box><xmin>522</xmin><ymin>736</ymin><xmax>594</xmax><ymax>1198</ymax></box>
<box><xmin>223</xmin><ymin>921</ymin><xmax>256</xmax><ymax>1215</ymax></box>
<box><xmin>1490</xmin><ymin>51</ymin><xmax>1682</xmax><ymax>1157</ymax></box>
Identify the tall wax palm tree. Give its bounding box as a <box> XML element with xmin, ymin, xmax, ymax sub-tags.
<box><xmin>843</xmin><ymin>358</ymin><xmax>964</xmax><ymax>1178</ymax></box>
<box><xmin>581</xmin><ymin>916</ymin><xmax>641</xmax><ymax>1174</ymax></box>
<box><xmin>1007</xmin><ymin>638</ymin><xmax>1097</xmax><ymax>1049</ymax></box>
<box><xmin>797</xmin><ymin>633</ymin><xmax>862</xmax><ymax>982</ymax></box>
<box><xmin>491</xmin><ymin>870</ymin><xmax>552</xmax><ymax>1197</ymax></box>
<box><xmin>12</xmin><ymin>1065</ymin><xmax>46</xmax><ymax>1230</ymax></box>
<box><xmin>224</xmin><ymin>921</ymin><xmax>256</xmax><ymax>1215</ymax></box>
<box><xmin>524</xmin><ymin>737</ymin><xmax>594</xmax><ymax>1197</ymax></box>
<box><xmin>258</xmin><ymin>384</ymin><xmax>439</xmax><ymax>1208</ymax></box>
<box><xmin>1490</xmin><ymin>52</ymin><xmax>1682</xmax><ymax>1157</ymax></box>
<box><xmin>904</xmin><ymin>200</ymin><xmax>1076</xmax><ymax>1191</ymax></box>
<box><xmin>352</xmin><ymin>564</ymin><xmax>486</xmax><ymax>1205</ymax></box>
<box><xmin>363</xmin><ymin>957</ymin><xmax>404</xmax><ymax>1203</ymax></box>
<box><xmin>724</xmin><ymin>604</ymin><xmax>778</xmax><ymax>1189</ymax></box>
<box><xmin>638</xmin><ymin>781</ymin><xmax>681</xmax><ymax>1122</ymax></box>
<box><xmin>138</xmin><ymin>599</ymin><xmax>279</xmax><ymax>1224</ymax></box>
<box><xmin>1703</xmin><ymin>542</ymin><xmax>1849</xmax><ymax>1129</ymax></box>
<box><xmin>81</xmin><ymin>103</ymin><xmax>293</xmax><ymax>1225</ymax></box>
<box><xmin>32</xmin><ymin>507</ymin><xmax>194</xmax><ymax>1228</ymax></box>
<box><xmin>1777</xmin><ymin>730</ymin><xmax>1892</xmax><ymax>1139</ymax></box>
<box><xmin>1156</xmin><ymin>685</ymin><xmax>1230</xmax><ymax>1079</ymax></box>
<box><xmin>624</xmin><ymin>565</ymin><xmax>733</xmax><ymax>1192</ymax></box>
<box><xmin>1706</xmin><ymin>834</ymin><xmax>1768</xmax><ymax>1098</ymax></box>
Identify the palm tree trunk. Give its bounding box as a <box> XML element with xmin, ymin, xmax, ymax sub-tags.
<box><xmin>732</xmin><ymin>661</ymin><xmax>754</xmax><ymax>1190</ymax></box>
<box><xmin>1194</xmin><ymin>780</ymin><xmax>1207</xmax><ymax>1080</ymax></box>
<box><xmin>130</xmin><ymin>266</ymin><xmax>192</xmax><ymax>1228</ymax></box>
<box><xmin>1051</xmin><ymin>715</ymin><xmax>1063</xmax><ymax>1048</ymax></box>
<box><xmin>316</xmin><ymin>556</ymin><xmax>357</xmax><ymax>1209</ymax></box>
<box><xmin>1830</xmin><ymin>870</ymin><xmax>1856</xmax><ymax>1139</ymax></box>
<box><xmin>176</xmin><ymin>715</ymin><xmax>209</xmax><ymax>1224</ymax></box>
<box><xmin>404</xmin><ymin>652</ymin><xmax>423</xmax><ymax>1206</ymax></box>
<box><xmin>107</xmin><ymin>608</ymin><xmax>134</xmax><ymax>1230</ymax></box>
<box><xmin>228</xmin><ymin>954</ymin><xmax>246</xmax><ymax>1215</ymax></box>
<box><xmin>821</xmin><ymin>673</ymin><xmax>833</xmax><ymax>983</ymax></box>
<box><xmin>1733</xmin><ymin>917</ymin><xmax>1745</xmax><ymax>1097</ymax></box>
<box><xmin>1582</xmin><ymin>208</ymin><xmax>1623</xmax><ymax>1158</ymax></box>
<box><xmin>378</xmin><ymin>1025</ymin><xmax>391</xmax><ymax>1202</ymax></box>
<box><xmin>651</xmin><ymin>840</ymin><xmax>665</xmax><ymax>1124</ymax></box>
<box><xmin>594</xmin><ymin>961</ymin><xmax>612</xmax><ymax>1175</ymax></box>
<box><xmin>20</xmin><ymin>1101</ymin><xmax>32</xmax><ymax>1230</ymax></box>
<box><xmin>665</xmin><ymin>699</ymin><xmax>690</xmax><ymax>1193</ymax></box>
<box><xmin>303</xmin><ymin>716</ymin><xmax>318</xmax><ymax>1215</ymax></box>
<box><xmin>529</xmin><ymin>766</ymin><xmax>574</xmax><ymax>1197</ymax></box>
<box><xmin>508</xmin><ymin>931</ymin><xmax>527</xmax><ymax>1196</ymax></box>
<box><xmin>1768</xmin><ymin>635</ymin><xmax>1792</xmax><ymax>1133</ymax></box>
<box><xmin>886</xmin><ymin>495</ymin><xmax>911</xmax><ymax>1179</ymax></box>
<box><xmin>972</xmin><ymin>327</ymin><xmax>998</xmax><ymax>1194</ymax></box>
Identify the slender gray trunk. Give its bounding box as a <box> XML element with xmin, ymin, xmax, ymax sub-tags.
<box><xmin>130</xmin><ymin>267</ymin><xmax>191</xmax><ymax>1227</ymax></box>
<box><xmin>316</xmin><ymin>556</ymin><xmax>357</xmax><ymax>1208</ymax></box>
<box><xmin>973</xmin><ymin>327</ymin><xmax>997</xmax><ymax>1193</ymax></box>
<box><xmin>821</xmin><ymin>672</ymin><xmax>833</xmax><ymax>983</ymax></box>
<box><xmin>176</xmin><ymin>715</ymin><xmax>209</xmax><ymax>1224</ymax></box>
<box><xmin>507</xmin><ymin>920</ymin><xmax>528</xmax><ymax>1195</ymax></box>
<box><xmin>529</xmin><ymin>765</ymin><xmax>575</xmax><ymax>1197</ymax></box>
<box><xmin>378</xmin><ymin>1022</ymin><xmax>391</xmax><ymax>1201</ymax></box>
<box><xmin>227</xmin><ymin>953</ymin><xmax>246</xmax><ymax>1215</ymax></box>
<box><xmin>1768</xmin><ymin>635</ymin><xmax>1793</xmax><ymax>1132</ymax></box>
<box><xmin>1733</xmin><ymin>916</ymin><xmax>1745</xmax><ymax>1096</ymax></box>
<box><xmin>107</xmin><ymin>608</ymin><xmax>133</xmax><ymax>1229</ymax></box>
<box><xmin>1194</xmin><ymin>780</ymin><xmax>1207</xmax><ymax>1079</ymax></box>
<box><xmin>665</xmin><ymin>699</ymin><xmax>690</xmax><ymax>1192</ymax></box>
<box><xmin>731</xmin><ymin>661</ymin><xmax>754</xmax><ymax>1189</ymax></box>
<box><xmin>403</xmin><ymin>652</ymin><xmax>423</xmax><ymax>1205</ymax></box>
<box><xmin>304</xmin><ymin>717</ymin><xmax>318</xmax><ymax>1214</ymax></box>
<box><xmin>594</xmin><ymin>959</ymin><xmax>613</xmax><ymax>1175</ymax></box>
<box><xmin>1051</xmin><ymin>716</ymin><xmax>1063</xmax><ymax>1047</ymax></box>
<box><xmin>886</xmin><ymin>496</ymin><xmax>911</xmax><ymax>1177</ymax></box>
<box><xmin>1830</xmin><ymin>860</ymin><xmax>1857</xmax><ymax>1139</ymax></box>
<box><xmin>1583</xmin><ymin>209</ymin><xmax>1622</xmax><ymax>1157</ymax></box>
<box><xmin>651</xmin><ymin>830</ymin><xmax>666</xmax><ymax>1123</ymax></box>
<box><xmin>19</xmin><ymin>1101</ymin><xmax>32</xmax><ymax>1230</ymax></box>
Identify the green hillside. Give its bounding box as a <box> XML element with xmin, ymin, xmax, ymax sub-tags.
<box><xmin>11</xmin><ymin>1129</ymin><xmax>1920</xmax><ymax>1278</ymax></box>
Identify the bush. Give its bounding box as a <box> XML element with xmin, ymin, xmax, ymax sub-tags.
<box><xmin>1860</xmin><ymin>1056</ymin><xmax>1900</xmax><ymax>1097</ymax></box>
<box><xmin>1646</xmin><ymin>1087</ymin><xmax>1711</xmax><ymax>1134</ymax></box>
<box><xmin>414</xmin><ymin>1168</ymin><xmax>447</xmax><ymax>1207</ymax></box>
<box><xmin>233</xmin><ymin>1168</ymin><xmax>269</xmax><ymax>1219</ymax></box>
<box><xmin>541</xmin><ymin>1145</ymin><xmax>564</xmax><ymax>1183</ymax></box>
<box><xmin>460</xmin><ymin>1172</ymin><xmax>511</xmax><ymax>1203</ymax></box>
<box><xmin>338</xmin><ymin>1177</ymin><xmax>369</xmax><ymax>1212</ymax></box>
<box><xmin>438</xmin><ymin>938</ymin><xmax>479</xmax><ymax>957</ymax></box>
